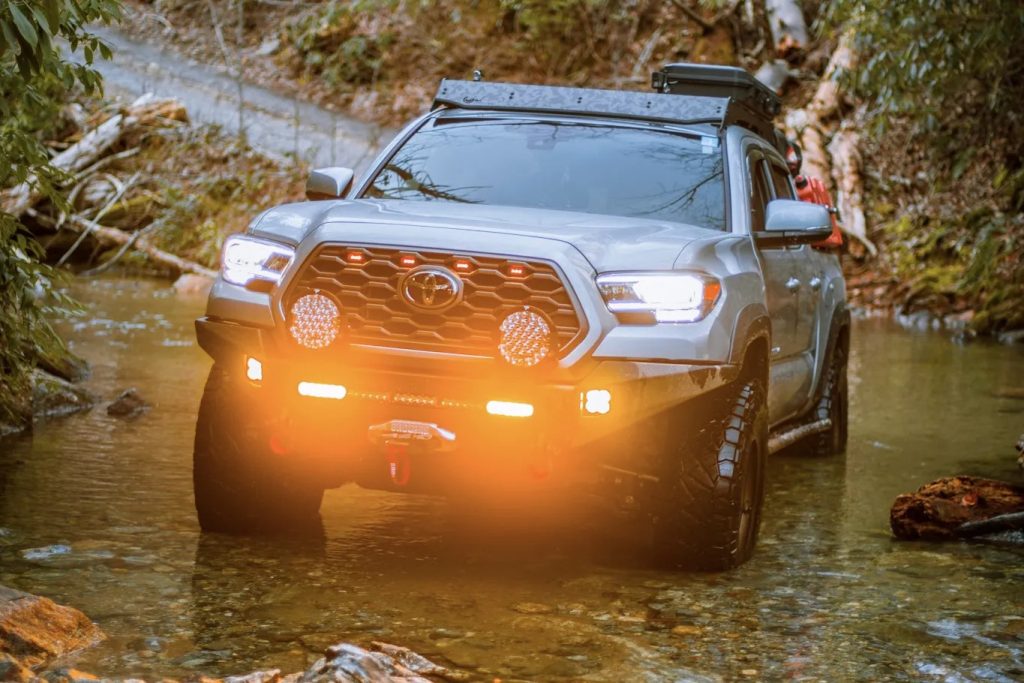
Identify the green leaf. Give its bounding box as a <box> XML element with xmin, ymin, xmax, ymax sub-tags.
<box><xmin>0</xmin><ymin>18</ymin><xmax>19</xmax><ymax>55</ymax></box>
<box><xmin>8</xmin><ymin>3</ymin><xmax>38</xmax><ymax>49</ymax></box>
<box><xmin>28</xmin><ymin>4</ymin><xmax>52</xmax><ymax>39</ymax></box>
<box><xmin>41</xmin><ymin>0</ymin><xmax>61</xmax><ymax>34</ymax></box>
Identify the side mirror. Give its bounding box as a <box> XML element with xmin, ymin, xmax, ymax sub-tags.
<box><xmin>756</xmin><ymin>199</ymin><xmax>833</xmax><ymax>247</ymax></box>
<box><xmin>306</xmin><ymin>167</ymin><xmax>354</xmax><ymax>200</ymax></box>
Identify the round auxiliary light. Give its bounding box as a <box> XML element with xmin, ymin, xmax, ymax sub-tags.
<box><xmin>498</xmin><ymin>309</ymin><xmax>553</xmax><ymax>368</ymax></box>
<box><xmin>289</xmin><ymin>293</ymin><xmax>341</xmax><ymax>349</ymax></box>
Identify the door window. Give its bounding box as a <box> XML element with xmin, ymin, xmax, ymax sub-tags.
<box><xmin>746</xmin><ymin>152</ymin><xmax>771</xmax><ymax>232</ymax></box>
<box><xmin>768</xmin><ymin>162</ymin><xmax>795</xmax><ymax>200</ymax></box>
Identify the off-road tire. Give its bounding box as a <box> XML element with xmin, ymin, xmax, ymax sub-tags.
<box><xmin>651</xmin><ymin>378</ymin><xmax>768</xmax><ymax>571</ymax></box>
<box><xmin>193</xmin><ymin>364</ymin><xmax>324</xmax><ymax>532</ymax></box>
<box><xmin>801</xmin><ymin>339</ymin><xmax>848</xmax><ymax>457</ymax></box>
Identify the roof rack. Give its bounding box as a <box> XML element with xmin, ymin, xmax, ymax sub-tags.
<box><xmin>433</xmin><ymin>79</ymin><xmax>727</xmax><ymax>128</ymax></box>
<box><xmin>433</xmin><ymin>65</ymin><xmax>784</xmax><ymax>151</ymax></box>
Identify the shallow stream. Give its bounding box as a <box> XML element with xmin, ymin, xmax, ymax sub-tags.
<box><xmin>1</xmin><ymin>278</ymin><xmax>1023</xmax><ymax>681</ymax></box>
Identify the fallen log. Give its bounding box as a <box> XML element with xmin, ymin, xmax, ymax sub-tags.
<box><xmin>1</xmin><ymin>94</ymin><xmax>186</xmax><ymax>219</ymax></box>
<box><xmin>890</xmin><ymin>476</ymin><xmax>1024</xmax><ymax>540</ymax></box>
<box><xmin>63</xmin><ymin>213</ymin><xmax>217</xmax><ymax>278</ymax></box>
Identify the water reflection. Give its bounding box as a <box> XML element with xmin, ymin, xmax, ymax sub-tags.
<box><xmin>0</xmin><ymin>278</ymin><xmax>1022</xmax><ymax>680</ymax></box>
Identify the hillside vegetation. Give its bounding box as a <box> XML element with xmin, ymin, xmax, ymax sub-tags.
<box><xmin>125</xmin><ymin>0</ymin><xmax>1024</xmax><ymax>335</ymax></box>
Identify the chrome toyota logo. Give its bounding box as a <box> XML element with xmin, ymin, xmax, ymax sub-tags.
<box><xmin>400</xmin><ymin>266</ymin><xmax>462</xmax><ymax>311</ymax></box>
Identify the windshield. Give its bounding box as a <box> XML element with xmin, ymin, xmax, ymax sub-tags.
<box><xmin>365</xmin><ymin>120</ymin><xmax>726</xmax><ymax>230</ymax></box>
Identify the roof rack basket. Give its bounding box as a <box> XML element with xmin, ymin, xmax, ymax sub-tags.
<box><xmin>651</xmin><ymin>63</ymin><xmax>784</xmax><ymax>150</ymax></box>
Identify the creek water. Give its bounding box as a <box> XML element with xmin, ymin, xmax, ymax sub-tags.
<box><xmin>1</xmin><ymin>277</ymin><xmax>1022</xmax><ymax>681</ymax></box>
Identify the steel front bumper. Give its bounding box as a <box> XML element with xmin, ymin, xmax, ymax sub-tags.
<box><xmin>196</xmin><ymin>317</ymin><xmax>738</xmax><ymax>492</ymax></box>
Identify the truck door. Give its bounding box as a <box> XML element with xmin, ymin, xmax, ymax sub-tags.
<box><xmin>745</xmin><ymin>148</ymin><xmax>802</xmax><ymax>424</ymax></box>
<box><xmin>767</xmin><ymin>159</ymin><xmax>821</xmax><ymax>358</ymax></box>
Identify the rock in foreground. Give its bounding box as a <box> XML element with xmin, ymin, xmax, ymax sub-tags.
<box><xmin>1</xmin><ymin>585</ymin><xmax>461</xmax><ymax>683</ymax></box>
<box><xmin>891</xmin><ymin>476</ymin><xmax>1024</xmax><ymax>540</ymax></box>
<box><xmin>0</xmin><ymin>586</ymin><xmax>105</xmax><ymax>669</ymax></box>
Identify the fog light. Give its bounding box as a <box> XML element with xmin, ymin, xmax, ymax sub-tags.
<box><xmin>498</xmin><ymin>309</ymin><xmax>553</xmax><ymax>368</ymax></box>
<box><xmin>289</xmin><ymin>292</ymin><xmax>341</xmax><ymax>349</ymax></box>
<box><xmin>245</xmin><ymin>356</ymin><xmax>263</xmax><ymax>383</ymax></box>
<box><xmin>486</xmin><ymin>400</ymin><xmax>534</xmax><ymax>418</ymax></box>
<box><xmin>582</xmin><ymin>389</ymin><xmax>612</xmax><ymax>415</ymax></box>
<box><xmin>298</xmin><ymin>381</ymin><xmax>347</xmax><ymax>400</ymax></box>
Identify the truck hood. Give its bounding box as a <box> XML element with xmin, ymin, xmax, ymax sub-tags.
<box><xmin>249</xmin><ymin>198</ymin><xmax>723</xmax><ymax>272</ymax></box>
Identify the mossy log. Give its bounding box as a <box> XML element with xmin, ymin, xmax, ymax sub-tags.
<box><xmin>890</xmin><ymin>476</ymin><xmax>1024</xmax><ymax>540</ymax></box>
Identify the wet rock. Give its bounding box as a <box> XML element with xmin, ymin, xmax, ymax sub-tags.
<box><xmin>890</xmin><ymin>476</ymin><xmax>1024</xmax><ymax>540</ymax></box>
<box><xmin>997</xmin><ymin>329</ymin><xmax>1024</xmax><ymax>345</ymax></box>
<box><xmin>512</xmin><ymin>602</ymin><xmax>553</xmax><ymax>615</ymax></box>
<box><xmin>41</xmin><ymin>668</ymin><xmax>100</xmax><ymax>683</ymax></box>
<box><xmin>0</xmin><ymin>585</ymin><xmax>105</xmax><ymax>669</ymax></box>
<box><xmin>106</xmin><ymin>389</ymin><xmax>150</xmax><ymax>419</ymax></box>
<box><xmin>223</xmin><ymin>670</ymin><xmax>281</xmax><ymax>683</ymax></box>
<box><xmin>21</xmin><ymin>545</ymin><xmax>72</xmax><ymax>561</ymax></box>
<box><xmin>173</xmin><ymin>274</ymin><xmax>214</xmax><ymax>296</ymax></box>
<box><xmin>671</xmin><ymin>624</ymin><xmax>702</xmax><ymax>636</ymax></box>
<box><xmin>301</xmin><ymin>642</ymin><xmax>432</xmax><ymax>682</ymax></box>
<box><xmin>0</xmin><ymin>653</ymin><xmax>34</xmax><ymax>682</ymax></box>
<box><xmin>37</xmin><ymin>349</ymin><xmax>90</xmax><ymax>384</ymax></box>
<box><xmin>31</xmin><ymin>370</ymin><xmax>93</xmax><ymax>422</ymax></box>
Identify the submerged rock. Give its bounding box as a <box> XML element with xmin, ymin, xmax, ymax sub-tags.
<box><xmin>31</xmin><ymin>370</ymin><xmax>93</xmax><ymax>423</ymax></box>
<box><xmin>106</xmin><ymin>389</ymin><xmax>150</xmax><ymax>419</ymax></box>
<box><xmin>0</xmin><ymin>585</ymin><xmax>105</xmax><ymax>669</ymax></box>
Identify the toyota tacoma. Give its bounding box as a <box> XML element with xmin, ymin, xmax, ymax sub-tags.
<box><xmin>193</xmin><ymin>64</ymin><xmax>849</xmax><ymax>570</ymax></box>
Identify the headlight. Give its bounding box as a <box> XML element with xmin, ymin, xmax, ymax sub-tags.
<box><xmin>221</xmin><ymin>235</ymin><xmax>294</xmax><ymax>287</ymax></box>
<box><xmin>596</xmin><ymin>272</ymin><xmax>721</xmax><ymax>323</ymax></box>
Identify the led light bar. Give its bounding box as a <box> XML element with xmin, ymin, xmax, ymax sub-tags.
<box><xmin>297</xmin><ymin>381</ymin><xmax>348</xmax><ymax>400</ymax></box>
<box><xmin>486</xmin><ymin>400</ymin><xmax>534</xmax><ymax>418</ymax></box>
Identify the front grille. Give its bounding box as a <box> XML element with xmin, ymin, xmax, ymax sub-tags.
<box><xmin>287</xmin><ymin>245</ymin><xmax>584</xmax><ymax>357</ymax></box>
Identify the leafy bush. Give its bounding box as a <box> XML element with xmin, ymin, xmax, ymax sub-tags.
<box><xmin>826</xmin><ymin>0</ymin><xmax>1024</xmax><ymax>148</ymax></box>
<box><xmin>286</xmin><ymin>0</ymin><xmax>395</xmax><ymax>87</ymax></box>
<box><xmin>0</xmin><ymin>0</ymin><xmax>122</xmax><ymax>428</ymax></box>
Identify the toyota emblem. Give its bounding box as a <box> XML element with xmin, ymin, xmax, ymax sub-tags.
<box><xmin>400</xmin><ymin>266</ymin><xmax>462</xmax><ymax>311</ymax></box>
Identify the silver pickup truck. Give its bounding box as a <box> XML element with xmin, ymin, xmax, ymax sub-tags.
<box><xmin>193</xmin><ymin>64</ymin><xmax>849</xmax><ymax>570</ymax></box>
